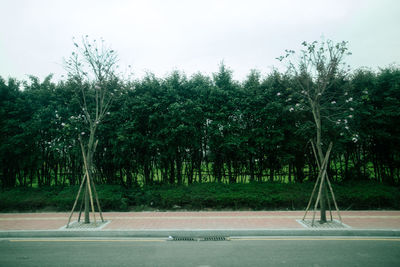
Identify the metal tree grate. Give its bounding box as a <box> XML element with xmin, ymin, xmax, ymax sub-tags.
<box><xmin>61</xmin><ymin>220</ymin><xmax>110</xmax><ymax>230</ymax></box>
<box><xmin>297</xmin><ymin>219</ymin><xmax>350</xmax><ymax>229</ymax></box>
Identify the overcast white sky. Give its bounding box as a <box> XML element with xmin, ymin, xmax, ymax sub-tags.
<box><xmin>1</xmin><ymin>0</ymin><xmax>399</xmax><ymax>82</ymax></box>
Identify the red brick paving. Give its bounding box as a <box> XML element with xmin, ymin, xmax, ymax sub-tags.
<box><xmin>0</xmin><ymin>211</ymin><xmax>399</xmax><ymax>231</ymax></box>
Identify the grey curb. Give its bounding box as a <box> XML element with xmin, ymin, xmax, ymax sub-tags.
<box><xmin>1</xmin><ymin>229</ymin><xmax>400</xmax><ymax>238</ymax></box>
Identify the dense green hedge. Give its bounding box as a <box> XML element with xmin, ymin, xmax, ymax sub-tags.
<box><xmin>0</xmin><ymin>182</ymin><xmax>399</xmax><ymax>212</ymax></box>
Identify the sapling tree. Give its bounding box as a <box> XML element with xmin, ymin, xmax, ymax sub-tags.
<box><xmin>65</xmin><ymin>36</ymin><xmax>118</xmax><ymax>224</ymax></box>
<box><xmin>278</xmin><ymin>39</ymin><xmax>354</xmax><ymax>223</ymax></box>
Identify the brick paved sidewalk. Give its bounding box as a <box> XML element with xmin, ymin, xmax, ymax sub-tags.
<box><xmin>0</xmin><ymin>211</ymin><xmax>399</xmax><ymax>231</ymax></box>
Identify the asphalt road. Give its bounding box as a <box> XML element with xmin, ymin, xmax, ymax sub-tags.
<box><xmin>1</xmin><ymin>237</ymin><xmax>399</xmax><ymax>267</ymax></box>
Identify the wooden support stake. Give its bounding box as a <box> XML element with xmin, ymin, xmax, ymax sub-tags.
<box><xmin>80</xmin><ymin>140</ymin><xmax>97</xmax><ymax>225</ymax></box>
<box><xmin>309</xmin><ymin>140</ymin><xmax>342</xmax><ymax>223</ymax></box>
<box><xmin>325</xmin><ymin>173</ymin><xmax>342</xmax><ymax>222</ymax></box>
<box><xmin>311</xmin><ymin>142</ymin><xmax>332</xmax><ymax>226</ymax></box>
<box><xmin>77</xmin><ymin>186</ymin><xmax>85</xmax><ymax>222</ymax></box>
<box><xmin>302</xmin><ymin>173</ymin><xmax>321</xmax><ymax>220</ymax></box>
<box><xmin>326</xmin><ymin>187</ymin><xmax>333</xmax><ymax>221</ymax></box>
<box><xmin>66</xmin><ymin>173</ymin><xmax>86</xmax><ymax>228</ymax></box>
<box><xmin>90</xmin><ymin>177</ymin><xmax>104</xmax><ymax>222</ymax></box>
<box><xmin>303</xmin><ymin>140</ymin><xmax>321</xmax><ymax>220</ymax></box>
<box><xmin>68</xmin><ymin>136</ymin><xmax>105</xmax><ymax>227</ymax></box>
<box><xmin>86</xmin><ymin>171</ymin><xmax>97</xmax><ymax>225</ymax></box>
<box><xmin>311</xmin><ymin>158</ymin><xmax>327</xmax><ymax>226</ymax></box>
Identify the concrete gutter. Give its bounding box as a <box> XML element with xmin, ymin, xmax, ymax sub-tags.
<box><xmin>1</xmin><ymin>229</ymin><xmax>400</xmax><ymax>238</ymax></box>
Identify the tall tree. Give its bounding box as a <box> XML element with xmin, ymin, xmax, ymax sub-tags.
<box><xmin>279</xmin><ymin>40</ymin><xmax>352</xmax><ymax>222</ymax></box>
<box><xmin>65</xmin><ymin>36</ymin><xmax>118</xmax><ymax>223</ymax></box>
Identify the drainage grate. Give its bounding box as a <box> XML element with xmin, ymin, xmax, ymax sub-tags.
<box><xmin>170</xmin><ymin>237</ymin><xmax>197</xmax><ymax>241</ymax></box>
<box><xmin>168</xmin><ymin>236</ymin><xmax>230</xmax><ymax>241</ymax></box>
<box><xmin>202</xmin><ymin>236</ymin><xmax>229</xmax><ymax>241</ymax></box>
